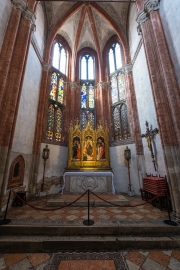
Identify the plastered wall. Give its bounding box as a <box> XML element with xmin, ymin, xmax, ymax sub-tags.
<box><xmin>160</xmin><ymin>0</ymin><xmax>180</xmax><ymax>89</ymax></box>
<box><xmin>0</xmin><ymin>0</ymin><xmax>11</xmax><ymax>51</ymax></box>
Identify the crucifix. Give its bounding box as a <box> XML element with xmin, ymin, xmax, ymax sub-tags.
<box><xmin>141</xmin><ymin>121</ymin><xmax>158</xmax><ymax>171</ymax></box>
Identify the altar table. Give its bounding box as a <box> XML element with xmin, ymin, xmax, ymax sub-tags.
<box><xmin>63</xmin><ymin>171</ymin><xmax>115</xmax><ymax>194</ymax></box>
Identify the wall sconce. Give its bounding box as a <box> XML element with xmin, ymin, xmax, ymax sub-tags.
<box><xmin>124</xmin><ymin>146</ymin><xmax>135</xmax><ymax>197</ymax></box>
<box><xmin>41</xmin><ymin>145</ymin><xmax>50</xmax><ymax>192</ymax></box>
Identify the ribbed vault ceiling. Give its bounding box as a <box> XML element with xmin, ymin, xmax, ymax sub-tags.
<box><xmin>44</xmin><ymin>1</ymin><xmax>130</xmax><ymax>53</ymax></box>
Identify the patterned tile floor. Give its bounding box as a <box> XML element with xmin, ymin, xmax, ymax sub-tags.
<box><xmin>1</xmin><ymin>193</ymin><xmax>179</xmax><ymax>269</ymax></box>
<box><xmin>7</xmin><ymin>193</ymin><xmax>169</xmax><ymax>222</ymax></box>
<box><xmin>1</xmin><ymin>250</ymin><xmax>180</xmax><ymax>270</ymax></box>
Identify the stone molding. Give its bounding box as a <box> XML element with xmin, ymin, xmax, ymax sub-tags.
<box><xmin>31</xmin><ymin>23</ymin><xmax>36</xmax><ymax>33</ymax></box>
<box><xmin>22</xmin><ymin>7</ymin><xmax>36</xmax><ymax>24</ymax></box>
<box><xmin>12</xmin><ymin>0</ymin><xmax>27</xmax><ymax>12</ymax></box>
<box><xmin>124</xmin><ymin>64</ymin><xmax>133</xmax><ymax>74</ymax></box>
<box><xmin>136</xmin><ymin>11</ymin><xmax>148</xmax><ymax>25</ymax></box>
<box><xmin>136</xmin><ymin>0</ymin><xmax>160</xmax><ymax>25</ymax></box>
<box><xmin>96</xmin><ymin>81</ymin><xmax>109</xmax><ymax>90</ymax></box>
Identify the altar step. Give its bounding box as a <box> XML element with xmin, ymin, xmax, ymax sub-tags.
<box><xmin>46</xmin><ymin>194</ymin><xmax>130</xmax><ymax>207</ymax></box>
<box><xmin>0</xmin><ymin>221</ymin><xmax>180</xmax><ymax>252</ymax></box>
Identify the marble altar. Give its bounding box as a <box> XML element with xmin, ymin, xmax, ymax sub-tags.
<box><xmin>63</xmin><ymin>171</ymin><xmax>115</xmax><ymax>194</ymax></box>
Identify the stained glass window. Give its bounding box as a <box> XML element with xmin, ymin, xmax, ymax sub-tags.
<box><xmin>81</xmin><ymin>84</ymin><xmax>87</xmax><ymax>109</ymax></box>
<box><xmin>118</xmin><ymin>74</ymin><xmax>126</xmax><ymax>100</ymax></box>
<box><xmin>46</xmin><ymin>104</ymin><xmax>54</xmax><ymax>140</ymax></box>
<box><xmin>113</xmin><ymin>104</ymin><xmax>130</xmax><ymax>140</ymax></box>
<box><xmin>109</xmin><ymin>42</ymin><xmax>130</xmax><ymax>142</ymax></box>
<box><xmin>58</xmin><ymin>78</ymin><xmax>64</xmax><ymax>103</ymax></box>
<box><xmin>111</xmin><ymin>76</ymin><xmax>118</xmax><ymax>104</ymax></box>
<box><xmin>46</xmin><ymin>70</ymin><xmax>65</xmax><ymax>143</ymax></box>
<box><xmin>80</xmin><ymin>82</ymin><xmax>95</xmax><ymax>128</ymax></box>
<box><xmin>50</xmin><ymin>72</ymin><xmax>57</xmax><ymax>101</ymax></box>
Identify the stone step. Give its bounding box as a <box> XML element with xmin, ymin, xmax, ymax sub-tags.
<box><xmin>46</xmin><ymin>194</ymin><xmax>130</xmax><ymax>207</ymax></box>
<box><xmin>0</xmin><ymin>235</ymin><xmax>180</xmax><ymax>252</ymax></box>
<box><xmin>0</xmin><ymin>221</ymin><xmax>180</xmax><ymax>236</ymax></box>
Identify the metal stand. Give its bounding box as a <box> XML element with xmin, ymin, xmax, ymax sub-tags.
<box><xmin>127</xmin><ymin>160</ymin><xmax>135</xmax><ymax>197</ymax></box>
<box><xmin>164</xmin><ymin>194</ymin><xmax>178</xmax><ymax>226</ymax></box>
<box><xmin>0</xmin><ymin>190</ymin><xmax>11</xmax><ymax>225</ymax></box>
<box><xmin>83</xmin><ymin>189</ymin><xmax>94</xmax><ymax>226</ymax></box>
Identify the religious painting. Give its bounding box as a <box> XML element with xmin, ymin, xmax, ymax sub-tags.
<box><xmin>97</xmin><ymin>136</ymin><xmax>106</xmax><ymax>160</ymax></box>
<box><xmin>83</xmin><ymin>136</ymin><xmax>94</xmax><ymax>161</ymax></box>
<box><xmin>72</xmin><ymin>136</ymin><xmax>81</xmax><ymax>160</ymax></box>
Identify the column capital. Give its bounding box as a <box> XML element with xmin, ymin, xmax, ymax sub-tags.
<box><xmin>12</xmin><ymin>0</ymin><xmax>27</xmax><ymax>12</ymax></box>
<box><xmin>69</xmin><ymin>81</ymin><xmax>79</xmax><ymax>89</ymax></box>
<box><xmin>96</xmin><ymin>81</ymin><xmax>109</xmax><ymax>90</ymax></box>
<box><xmin>42</xmin><ymin>62</ymin><xmax>51</xmax><ymax>72</ymax></box>
<box><xmin>22</xmin><ymin>7</ymin><xmax>36</xmax><ymax>24</ymax></box>
<box><xmin>136</xmin><ymin>0</ymin><xmax>160</xmax><ymax>26</ymax></box>
<box><xmin>124</xmin><ymin>64</ymin><xmax>133</xmax><ymax>74</ymax></box>
<box><xmin>145</xmin><ymin>0</ymin><xmax>160</xmax><ymax>14</ymax></box>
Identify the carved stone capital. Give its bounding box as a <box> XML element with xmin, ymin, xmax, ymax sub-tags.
<box><xmin>22</xmin><ymin>7</ymin><xmax>36</xmax><ymax>24</ymax></box>
<box><xmin>42</xmin><ymin>62</ymin><xmax>51</xmax><ymax>72</ymax></box>
<box><xmin>145</xmin><ymin>0</ymin><xmax>160</xmax><ymax>14</ymax></box>
<box><xmin>96</xmin><ymin>81</ymin><xmax>109</xmax><ymax>90</ymax></box>
<box><xmin>136</xmin><ymin>10</ymin><xmax>149</xmax><ymax>25</ymax></box>
<box><xmin>69</xmin><ymin>81</ymin><xmax>79</xmax><ymax>89</ymax></box>
<box><xmin>124</xmin><ymin>64</ymin><xmax>133</xmax><ymax>74</ymax></box>
<box><xmin>12</xmin><ymin>0</ymin><xmax>27</xmax><ymax>12</ymax></box>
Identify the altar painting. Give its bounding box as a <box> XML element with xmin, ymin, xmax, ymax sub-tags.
<box><xmin>72</xmin><ymin>136</ymin><xmax>81</xmax><ymax>160</ymax></box>
<box><xmin>97</xmin><ymin>136</ymin><xmax>106</xmax><ymax>160</ymax></box>
<box><xmin>83</xmin><ymin>136</ymin><xmax>94</xmax><ymax>161</ymax></box>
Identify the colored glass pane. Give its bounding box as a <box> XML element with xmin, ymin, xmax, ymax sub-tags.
<box><xmin>113</xmin><ymin>105</ymin><xmax>121</xmax><ymax>140</ymax></box>
<box><xmin>89</xmin><ymin>85</ymin><xmax>94</xmax><ymax>108</ymax></box>
<box><xmin>121</xmin><ymin>104</ymin><xmax>130</xmax><ymax>139</ymax></box>
<box><xmin>111</xmin><ymin>76</ymin><xmax>118</xmax><ymax>104</ymax></box>
<box><xmin>81</xmin><ymin>84</ymin><xmax>87</xmax><ymax>108</ymax></box>
<box><xmin>80</xmin><ymin>111</ymin><xmax>87</xmax><ymax>129</ymax></box>
<box><xmin>55</xmin><ymin>107</ymin><xmax>62</xmax><ymax>141</ymax></box>
<box><xmin>50</xmin><ymin>72</ymin><xmax>57</xmax><ymax>100</ymax></box>
<box><xmin>58</xmin><ymin>78</ymin><xmax>64</xmax><ymax>104</ymax></box>
<box><xmin>46</xmin><ymin>104</ymin><xmax>54</xmax><ymax>140</ymax></box>
<box><xmin>118</xmin><ymin>74</ymin><xmax>126</xmax><ymax>100</ymax></box>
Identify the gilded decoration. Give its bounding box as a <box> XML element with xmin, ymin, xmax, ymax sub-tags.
<box><xmin>67</xmin><ymin>119</ymin><xmax>110</xmax><ymax>170</ymax></box>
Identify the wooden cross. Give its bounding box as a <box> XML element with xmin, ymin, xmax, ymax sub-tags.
<box><xmin>141</xmin><ymin>121</ymin><xmax>158</xmax><ymax>171</ymax></box>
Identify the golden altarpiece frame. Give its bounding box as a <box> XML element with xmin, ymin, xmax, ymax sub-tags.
<box><xmin>66</xmin><ymin>119</ymin><xmax>111</xmax><ymax>171</ymax></box>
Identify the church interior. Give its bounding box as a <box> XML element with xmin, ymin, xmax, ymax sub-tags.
<box><xmin>0</xmin><ymin>0</ymin><xmax>180</xmax><ymax>269</ymax></box>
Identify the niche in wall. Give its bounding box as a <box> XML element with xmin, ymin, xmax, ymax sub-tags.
<box><xmin>7</xmin><ymin>155</ymin><xmax>25</xmax><ymax>188</ymax></box>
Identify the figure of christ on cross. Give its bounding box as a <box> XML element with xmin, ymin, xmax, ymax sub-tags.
<box><xmin>141</xmin><ymin>121</ymin><xmax>158</xmax><ymax>171</ymax></box>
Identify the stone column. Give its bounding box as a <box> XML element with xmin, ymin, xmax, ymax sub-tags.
<box><xmin>0</xmin><ymin>5</ymin><xmax>36</xmax><ymax>209</ymax></box>
<box><xmin>96</xmin><ymin>81</ymin><xmax>110</xmax><ymax>125</ymax></box>
<box><xmin>69</xmin><ymin>82</ymin><xmax>80</xmax><ymax>124</ymax></box>
<box><xmin>124</xmin><ymin>64</ymin><xmax>146</xmax><ymax>187</ymax></box>
<box><xmin>136</xmin><ymin>0</ymin><xmax>180</xmax><ymax>220</ymax></box>
<box><xmin>0</xmin><ymin>0</ymin><xmax>27</xmax><ymax>105</ymax></box>
<box><xmin>145</xmin><ymin>0</ymin><xmax>180</xmax><ymax>144</ymax></box>
<box><xmin>28</xmin><ymin>63</ymin><xmax>51</xmax><ymax>195</ymax></box>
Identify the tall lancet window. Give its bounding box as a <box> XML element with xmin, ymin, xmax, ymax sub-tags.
<box><xmin>80</xmin><ymin>54</ymin><xmax>95</xmax><ymax>128</ymax></box>
<box><xmin>109</xmin><ymin>42</ymin><xmax>131</xmax><ymax>142</ymax></box>
<box><xmin>108</xmin><ymin>43</ymin><xmax>122</xmax><ymax>74</ymax></box>
<box><xmin>53</xmin><ymin>42</ymin><xmax>67</xmax><ymax>75</ymax></box>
